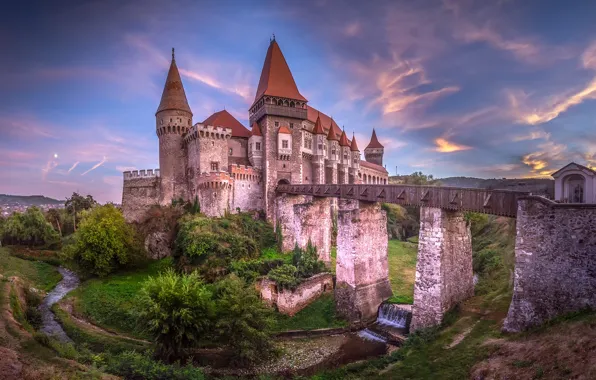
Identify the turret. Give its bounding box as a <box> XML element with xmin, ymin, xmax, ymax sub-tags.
<box><xmin>327</xmin><ymin>120</ymin><xmax>339</xmax><ymax>162</ymax></box>
<box><xmin>248</xmin><ymin>122</ymin><xmax>263</xmax><ymax>168</ymax></box>
<box><xmin>155</xmin><ymin>48</ymin><xmax>192</xmax><ymax>204</ymax></box>
<box><xmin>339</xmin><ymin>129</ymin><xmax>351</xmax><ymax>167</ymax></box>
<box><xmin>350</xmin><ymin>133</ymin><xmax>360</xmax><ymax>170</ymax></box>
<box><xmin>364</xmin><ymin>129</ymin><xmax>384</xmax><ymax>166</ymax></box>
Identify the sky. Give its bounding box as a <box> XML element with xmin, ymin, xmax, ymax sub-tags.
<box><xmin>2</xmin><ymin>0</ymin><xmax>596</xmax><ymax>203</ymax></box>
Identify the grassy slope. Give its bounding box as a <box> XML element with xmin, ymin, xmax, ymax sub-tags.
<box><xmin>0</xmin><ymin>247</ymin><xmax>62</xmax><ymax>291</ymax></box>
<box><xmin>272</xmin><ymin>293</ymin><xmax>347</xmax><ymax>331</ymax></box>
<box><xmin>386</xmin><ymin>240</ymin><xmax>417</xmax><ymax>304</ymax></box>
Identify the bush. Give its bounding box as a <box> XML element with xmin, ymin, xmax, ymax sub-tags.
<box><xmin>213</xmin><ymin>275</ymin><xmax>276</xmax><ymax>366</ymax></box>
<box><xmin>292</xmin><ymin>240</ymin><xmax>325</xmax><ymax>278</ymax></box>
<box><xmin>1</xmin><ymin>207</ymin><xmax>61</xmax><ymax>247</ymax></box>
<box><xmin>267</xmin><ymin>264</ymin><xmax>300</xmax><ymax>290</ymax></box>
<box><xmin>62</xmin><ymin>204</ymin><xmax>144</xmax><ymax>277</ymax></box>
<box><xmin>473</xmin><ymin>249</ymin><xmax>503</xmax><ymax>275</ymax></box>
<box><xmin>137</xmin><ymin>269</ymin><xmax>215</xmax><ymax>361</ymax></box>
<box><xmin>230</xmin><ymin>257</ymin><xmax>285</xmax><ymax>283</ymax></box>
<box><xmin>105</xmin><ymin>350</ymin><xmax>205</xmax><ymax>380</ymax></box>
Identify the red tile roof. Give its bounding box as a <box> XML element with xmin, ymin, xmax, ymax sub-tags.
<box><xmin>278</xmin><ymin>125</ymin><xmax>291</xmax><ymax>134</ymax></box>
<box><xmin>156</xmin><ymin>53</ymin><xmax>192</xmax><ymax>115</ymax></box>
<box><xmin>253</xmin><ymin>40</ymin><xmax>307</xmax><ymax>105</ymax></box>
<box><xmin>366</xmin><ymin>129</ymin><xmax>384</xmax><ymax>149</ymax></box>
<box><xmin>312</xmin><ymin>113</ymin><xmax>325</xmax><ymax>135</ymax></box>
<box><xmin>250</xmin><ymin>122</ymin><xmax>262</xmax><ymax>137</ymax></box>
<box><xmin>202</xmin><ymin>110</ymin><xmax>250</xmax><ymax>138</ymax></box>
<box><xmin>327</xmin><ymin>121</ymin><xmax>339</xmax><ymax>141</ymax></box>
<box><xmin>350</xmin><ymin>134</ymin><xmax>360</xmax><ymax>151</ymax></box>
<box><xmin>360</xmin><ymin>160</ymin><xmax>387</xmax><ymax>173</ymax></box>
<box><xmin>307</xmin><ymin>106</ymin><xmax>342</xmax><ymax>139</ymax></box>
<box><xmin>339</xmin><ymin>130</ymin><xmax>350</xmax><ymax>147</ymax></box>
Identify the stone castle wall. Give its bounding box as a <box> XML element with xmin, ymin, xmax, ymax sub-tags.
<box><xmin>195</xmin><ymin>172</ymin><xmax>232</xmax><ymax>217</ymax></box>
<box><xmin>503</xmin><ymin>197</ymin><xmax>596</xmax><ymax>332</ymax></box>
<box><xmin>411</xmin><ymin>207</ymin><xmax>473</xmax><ymax>331</ymax></box>
<box><xmin>293</xmin><ymin>197</ymin><xmax>332</xmax><ymax>264</ymax></box>
<box><xmin>122</xmin><ymin>170</ymin><xmax>161</xmax><ymax>222</ymax></box>
<box><xmin>257</xmin><ymin>273</ymin><xmax>334</xmax><ymax>316</ymax></box>
<box><xmin>229</xmin><ymin>164</ymin><xmax>263</xmax><ymax>212</ymax></box>
<box><xmin>157</xmin><ymin>109</ymin><xmax>190</xmax><ymax>204</ymax></box>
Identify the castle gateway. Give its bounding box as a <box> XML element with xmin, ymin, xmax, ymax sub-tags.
<box><xmin>122</xmin><ymin>40</ymin><xmax>388</xmax><ymax>222</ymax></box>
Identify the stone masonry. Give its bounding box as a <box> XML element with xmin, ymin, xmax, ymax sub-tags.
<box><xmin>292</xmin><ymin>197</ymin><xmax>332</xmax><ymax>264</ymax></box>
<box><xmin>335</xmin><ymin>200</ymin><xmax>392</xmax><ymax>324</ymax></box>
<box><xmin>503</xmin><ymin>197</ymin><xmax>596</xmax><ymax>332</ymax></box>
<box><xmin>411</xmin><ymin>207</ymin><xmax>473</xmax><ymax>332</ymax></box>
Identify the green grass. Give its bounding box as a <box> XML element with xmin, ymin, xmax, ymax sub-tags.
<box><xmin>73</xmin><ymin>258</ymin><xmax>173</xmax><ymax>339</ymax></box>
<box><xmin>330</xmin><ymin>247</ymin><xmax>337</xmax><ymax>274</ymax></box>
<box><xmin>272</xmin><ymin>293</ymin><xmax>348</xmax><ymax>331</ymax></box>
<box><xmin>386</xmin><ymin>240</ymin><xmax>418</xmax><ymax>304</ymax></box>
<box><xmin>0</xmin><ymin>247</ymin><xmax>62</xmax><ymax>291</ymax></box>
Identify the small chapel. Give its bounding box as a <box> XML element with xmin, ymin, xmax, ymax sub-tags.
<box><xmin>552</xmin><ymin>162</ymin><xmax>596</xmax><ymax>203</ymax></box>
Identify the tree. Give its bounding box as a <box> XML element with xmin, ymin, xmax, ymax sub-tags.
<box><xmin>213</xmin><ymin>275</ymin><xmax>276</xmax><ymax>366</ymax></box>
<box><xmin>137</xmin><ymin>269</ymin><xmax>215</xmax><ymax>361</ymax></box>
<box><xmin>62</xmin><ymin>204</ymin><xmax>143</xmax><ymax>276</ymax></box>
<box><xmin>292</xmin><ymin>240</ymin><xmax>325</xmax><ymax>278</ymax></box>
<box><xmin>65</xmin><ymin>192</ymin><xmax>97</xmax><ymax>230</ymax></box>
<box><xmin>402</xmin><ymin>171</ymin><xmax>436</xmax><ymax>185</ymax></box>
<box><xmin>45</xmin><ymin>208</ymin><xmax>62</xmax><ymax>236</ymax></box>
<box><xmin>1</xmin><ymin>207</ymin><xmax>60</xmax><ymax>246</ymax></box>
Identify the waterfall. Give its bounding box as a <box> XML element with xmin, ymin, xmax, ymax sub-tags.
<box><xmin>377</xmin><ymin>303</ymin><xmax>410</xmax><ymax>329</ymax></box>
<box><xmin>357</xmin><ymin>329</ymin><xmax>387</xmax><ymax>343</ymax></box>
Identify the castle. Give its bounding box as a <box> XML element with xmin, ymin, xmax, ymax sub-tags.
<box><xmin>122</xmin><ymin>38</ymin><xmax>388</xmax><ymax>222</ymax></box>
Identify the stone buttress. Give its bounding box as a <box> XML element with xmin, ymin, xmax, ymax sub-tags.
<box><xmin>410</xmin><ymin>207</ymin><xmax>473</xmax><ymax>331</ymax></box>
<box><xmin>335</xmin><ymin>200</ymin><xmax>392</xmax><ymax>324</ymax></box>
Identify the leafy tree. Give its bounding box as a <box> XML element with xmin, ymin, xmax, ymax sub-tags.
<box><xmin>292</xmin><ymin>240</ymin><xmax>325</xmax><ymax>278</ymax></box>
<box><xmin>267</xmin><ymin>264</ymin><xmax>300</xmax><ymax>290</ymax></box>
<box><xmin>1</xmin><ymin>207</ymin><xmax>60</xmax><ymax>246</ymax></box>
<box><xmin>64</xmin><ymin>192</ymin><xmax>97</xmax><ymax>230</ymax></box>
<box><xmin>62</xmin><ymin>204</ymin><xmax>143</xmax><ymax>276</ymax></box>
<box><xmin>137</xmin><ymin>269</ymin><xmax>215</xmax><ymax>361</ymax></box>
<box><xmin>398</xmin><ymin>171</ymin><xmax>437</xmax><ymax>185</ymax></box>
<box><xmin>213</xmin><ymin>275</ymin><xmax>276</xmax><ymax>366</ymax></box>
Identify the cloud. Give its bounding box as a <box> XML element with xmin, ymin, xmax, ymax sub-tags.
<box><xmin>434</xmin><ymin>137</ymin><xmax>472</xmax><ymax>153</ymax></box>
<box><xmin>343</xmin><ymin>22</ymin><xmax>361</xmax><ymax>37</ymax></box>
<box><xmin>81</xmin><ymin>156</ymin><xmax>107</xmax><ymax>175</ymax></box>
<box><xmin>67</xmin><ymin>161</ymin><xmax>80</xmax><ymax>173</ymax></box>
<box><xmin>521</xmin><ymin>140</ymin><xmax>568</xmax><ymax>175</ymax></box>
<box><xmin>115</xmin><ymin>165</ymin><xmax>137</xmax><ymax>172</ymax></box>
<box><xmin>512</xmin><ymin>129</ymin><xmax>551</xmax><ymax>142</ymax></box>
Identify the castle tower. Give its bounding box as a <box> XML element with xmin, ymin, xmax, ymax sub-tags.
<box><xmin>155</xmin><ymin>48</ymin><xmax>192</xmax><ymax>204</ymax></box>
<box><xmin>350</xmin><ymin>133</ymin><xmax>360</xmax><ymax>183</ymax></box>
<box><xmin>249</xmin><ymin>37</ymin><xmax>309</xmax><ymax>220</ymax></box>
<box><xmin>326</xmin><ymin>121</ymin><xmax>339</xmax><ymax>184</ymax></box>
<box><xmin>338</xmin><ymin>129</ymin><xmax>350</xmax><ymax>184</ymax></box>
<box><xmin>364</xmin><ymin>129</ymin><xmax>384</xmax><ymax>166</ymax></box>
<box><xmin>248</xmin><ymin>122</ymin><xmax>263</xmax><ymax>169</ymax></box>
<box><xmin>311</xmin><ymin>113</ymin><xmax>327</xmax><ymax>184</ymax></box>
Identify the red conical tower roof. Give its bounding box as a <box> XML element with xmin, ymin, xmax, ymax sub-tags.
<box><xmin>339</xmin><ymin>129</ymin><xmax>350</xmax><ymax>147</ymax></box>
<box><xmin>156</xmin><ymin>48</ymin><xmax>192</xmax><ymax>115</ymax></box>
<box><xmin>250</xmin><ymin>122</ymin><xmax>262</xmax><ymax>137</ymax></box>
<box><xmin>313</xmin><ymin>113</ymin><xmax>325</xmax><ymax>134</ymax></box>
<box><xmin>202</xmin><ymin>110</ymin><xmax>250</xmax><ymax>138</ymax></box>
<box><xmin>350</xmin><ymin>133</ymin><xmax>360</xmax><ymax>151</ymax></box>
<box><xmin>253</xmin><ymin>39</ymin><xmax>307</xmax><ymax>106</ymax></box>
<box><xmin>366</xmin><ymin>129</ymin><xmax>384</xmax><ymax>149</ymax></box>
<box><xmin>327</xmin><ymin>119</ymin><xmax>339</xmax><ymax>141</ymax></box>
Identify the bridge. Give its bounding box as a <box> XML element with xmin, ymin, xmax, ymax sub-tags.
<box><xmin>277</xmin><ymin>183</ymin><xmax>528</xmax><ymax>217</ymax></box>
<box><xmin>273</xmin><ymin>183</ymin><xmax>596</xmax><ymax>333</ymax></box>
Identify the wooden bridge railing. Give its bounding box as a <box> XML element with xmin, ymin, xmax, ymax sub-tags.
<box><xmin>276</xmin><ymin>184</ymin><xmax>530</xmax><ymax>217</ymax></box>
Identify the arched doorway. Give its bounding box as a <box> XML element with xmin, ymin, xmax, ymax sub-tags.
<box><xmin>564</xmin><ymin>174</ymin><xmax>586</xmax><ymax>203</ymax></box>
<box><xmin>277</xmin><ymin>179</ymin><xmax>290</xmax><ymax>185</ymax></box>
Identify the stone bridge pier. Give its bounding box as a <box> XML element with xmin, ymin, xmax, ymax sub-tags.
<box><xmin>411</xmin><ymin>207</ymin><xmax>474</xmax><ymax>331</ymax></box>
<box><xmin>335</xmin><ymin>200</ymin><xmax>392</xmax><ymax>324</ymax></box>
<box><xmin>274</xmin><ymin>194</ymin><xmax>332</xmax><ymax>264</ymax></box>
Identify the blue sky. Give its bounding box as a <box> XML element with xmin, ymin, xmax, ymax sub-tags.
<box><xmin>2</xmin><ymin>0</ymin><xmax>596</xmax><ymax>203</ymax></box>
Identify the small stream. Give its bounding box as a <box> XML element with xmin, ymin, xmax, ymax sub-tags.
<box><xmin>38</xmin><ymin>267</ymin><xmax>80</xmax><ymax>342</ymax></box>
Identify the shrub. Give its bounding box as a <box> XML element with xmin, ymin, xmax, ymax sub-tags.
<box><xmin>1</xmin><ymin>207</ymin><xmax>61</xmax><ymax>247</ymax></box>
<box><xmin>62</xmin><ymin>204</ymin><xmax>143</xmax><ymax>277</ymax></box>
<box><xmin>473</xmin><ymin>249</ymin><xmax>503</xmax><ymax>275</ymax></box>
<box><xmin>105</xmin><ymin>350</ymin><xmax>205</xmax><ymax>380</ymax></box>
<box><xmin>213</xmin><ymin>275</ymin><xmax>276</xmax><ymax>366</ymax></box>
<box><xmin>137</xmin><ymin>269</ymin><xmax>215</xmax><ymax>361</ymax></box>
<box><xmin>267</xmin><ymin>264</ymin><xmax>300</xmax><ymax>290</ymax></box>
<box><xmin>230</xmin><ymin>258</ymin><xmax>285</xmax><ymax>283</ymax></box>
<box><xmin>292</xmin><ymin>241</ymin><xmax>325</xmax><ymax>278</ymax></box>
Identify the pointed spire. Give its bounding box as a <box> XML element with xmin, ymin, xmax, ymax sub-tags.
<box><xmin>350</xmin><ymin>133</ymin><xmax>360</xmax><ymax>151</ymax></box>
<box><xmin>327</xmin><ymin>119</ymin><xmax>339</xmax><ymax>141</ymax></box>
<box><xmin>253</xmin><ymin>39</ymin><xmax>307</xmax><ymax>105</ymax></box>
<box><xmin>250</xmin><ymin>122</ymin><xmax>262</xmax><ymax>137</ymax></box>
<box><xmin>339</xmin><ymin>128</ymin><xmax>350</xmax><ymax>147</ymax></box>
<box><xmin>156</xmin><ymin>48</ymin><xmax>192</xmax><ymax>115</ymax></box>
<box><xmin>366</xmin><ymin>129</ymin><xmax>384</xmax><ymax>149</ymax></box>
<box><xmin>313</xmin><ymin>112</ymin><xmax>325</xmax><ymax>135</ymax></box>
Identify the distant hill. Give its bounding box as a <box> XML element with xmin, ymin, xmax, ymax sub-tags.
<box><xmin>0</xmin><ymin>194</ymin><xmax>63</xmax><ymax>206</ymax></box>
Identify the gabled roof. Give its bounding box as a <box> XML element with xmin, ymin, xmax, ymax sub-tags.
<box><xmin>250</xmin><ymin>122</ymin><xmax>262</xmax><ymax>137</ymax></box>
<box><xmin>360</xmin><ymin>160</ymin><xmax>388</xmax><ymax>173</ymax></box>
<box><xmin>202</xmin><ymin>110</ymin><xmax>250</xmax><ymax>138</ymax></box>
<box><xmin>278</xmin><ymin>125</ymin><xmax>291</xmax><ymax>134</ymax></box>
<box><xmin>339</xmin><ymin>130</ymin><xmax>350</xmax><ymax>147</ymax></box>
<box><xmin>313</xmin><ymin>113</ymin><xmax>325</xmax><ymax>135</ymax></box>
<box><xmin>551</xmin><ymin>162</ymin><xmax>596</xmax><ymax>178</ymax></box>
<box><xmin>156</xmin><ymin>49</ymin><xmax>192</xmax><ymax>115</ymax></box>
<box><xmin>253</xmin><ymin>39</ymin><xmax>307</xmax><ymax>105</ymax></box>
<box><xmin>350</xmin><ymin>134</ymin><xmax>360</xmax><ymax>151</ymax></box>
<box><xmin>366</xmin><ymin>129</ymin><xmax>384</xmax><ymax>149</ymax></box>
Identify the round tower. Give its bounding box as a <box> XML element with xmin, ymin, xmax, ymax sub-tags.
<box><xmin>364</xmin><ymin>129</ymin><xmax>384</xmax><ymax>166</ymax></box>
<box><xmin>155</xmin><ymin>48</ymin><xmax>192</xmax><ymax>204</ymax></box>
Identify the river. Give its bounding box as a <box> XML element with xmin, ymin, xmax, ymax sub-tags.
<box><xmin>38</xmin><ymin>267</ymin><xmax>80</xmax><ymax>342</ymax></box>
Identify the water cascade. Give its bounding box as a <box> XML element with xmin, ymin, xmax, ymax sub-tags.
<box><xmin>357</xmin><ymin>303</ymin><xmax>412</xmax><ymax>345</ymax></box>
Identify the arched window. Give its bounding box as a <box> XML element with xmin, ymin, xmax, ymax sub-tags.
<box><xmin>564</xmin><ymin>174</ymin><xmax>586</xmax><ymax>203</ymax></box>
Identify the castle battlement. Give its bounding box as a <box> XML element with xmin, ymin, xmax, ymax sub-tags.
<box><xmin>229</xmin><ymin>164</ymin><xmax>262</xmax><ymax>182</ymax></box>
<box><xmin>123</xmin><ymin>169</ymin><xmax>160</xmax><ymax>180</ymax></box>
<box><xmin>196</xmin><ymin>171</ymin><xmax>233</xmax><ymax>189</ymax></box>
<box><xmin>184</xmin><ymin>123</ymin><xmax>233</xmax><ymax>143</ymax></box>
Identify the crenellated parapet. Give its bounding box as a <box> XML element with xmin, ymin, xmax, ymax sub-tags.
<box><xmin>229</xmin><ymin>164</ymin><xmax>262</xmax><ymax>182</ymax></box>
<box><xmin>184</xmin><ymin>123</ymin><xmax>232</xmax><ymax>144</ymax></box>
<box><xmin>121</xmin><ymin>169</ymin><xmax>161</xmax><ymax>222</ymax></box>
<box><xmin>123</xmin><ymin>169</ymin><xmax>160</xmax><ymax>180</ymax></box>
<box><xmin>195</xmin><ymin>171</ymin><xmax>233</xmax><ymax>189</ymax></box>
<box><xmin>195</xmin><ymin>172</ymin><xmax>232</xmax><ymax>217</ymax></box>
